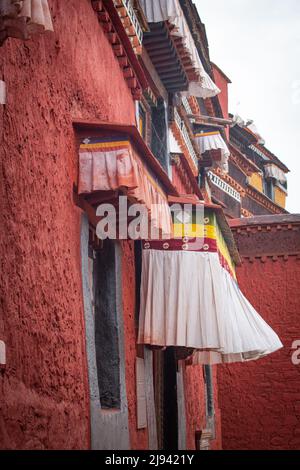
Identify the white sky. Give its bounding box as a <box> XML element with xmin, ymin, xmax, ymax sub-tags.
<box><xmin>195</xmin><ymin>0</ymin><xmax>300</xmax><ymax>213</ymax></box>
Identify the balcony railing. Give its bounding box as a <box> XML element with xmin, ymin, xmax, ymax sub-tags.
<box><xmin>208</xmin><ymin>171</ymin><xmax>241</xmax><ymax>203</ymax></box>
<box><xmin>181</xmin><ymin>96</ymin><xmax>193</xmax><ymax>116</ymax></box>
<box><xmin>174</xmin><ymin>108</ymin><xmax>198</xmax><ymax>168</ymax></box>
<box><xmin>115</xmin><ymin>0</ymin><xmax>144</xmax><ymax>50</ymax></box>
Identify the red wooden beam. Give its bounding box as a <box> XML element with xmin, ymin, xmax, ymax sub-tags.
<box><xmin>102</xmin><ymin>0</ymin><xmax>148</xmax><ymax>90</ymax></box>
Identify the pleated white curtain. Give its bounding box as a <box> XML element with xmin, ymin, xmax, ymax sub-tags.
<box><xmin>264</xmin><ymin>163</ymin><xmax>287</xmax><ymax>185</ymax></box>
<box><xmin>138</xmin><ymin>248</ymin><xmax>283</xmax><ymax>365</ymax></box>
<box><xmin>139</xmin><ymin>0</ymin><xmax>220</xmax><ymax>98</ymax></box>
<box><xmin>194</xmin><ymin>132</ymin><xmax>230</xmax><ymax>173</ymax></box>
<box><xmin>0</xmin><ymin>0</ymin><xmax>53</xmax><ymax>45</ymax></box>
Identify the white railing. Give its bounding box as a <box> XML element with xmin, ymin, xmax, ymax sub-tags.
<box><xmin>117</xmin><ymin>0</ymin><xmax>143</xmax><ymax>45</ymax></box>
<box><xmin>174</xmin><ymin>108</ymin><xmax>198</xmax><ymax>167</ymax></box>
<box><xmin>208</xmin><ymin>171</ymin><xmax>241</xmax><ymax>203</ymax></box>
<box><xmin>181</xmin><ymin>96</ymin><xmax>192</xmax><ymax>115</ymax></box>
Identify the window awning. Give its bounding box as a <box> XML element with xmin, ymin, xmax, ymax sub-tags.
<box><xmin>78</xmin><ymin>136</ymin><xmax>173</xmax><ymax>238</ymax></box>
<box><xmin>195</xmin><ymin>131</ymin><xmax>230</xmax><ymax>173</ymax></box>
<box><xmin>0</xmin><ymin>0</ymin><xmax>53</xmax><ymax>46</ymax></box>
<box><xmin>264</xmin><ymin>163</ymin><xmax>287</xmax><ymax>185</ymax></box>
<box><xmin>137</xmin><ymin>207</ymin><xmax>283</xmax><ymax>364</ymax></box>
<box><xmin>139</xmin><ymin>0</ymin><xmax>220</xmax><ymax>98</ymax></box>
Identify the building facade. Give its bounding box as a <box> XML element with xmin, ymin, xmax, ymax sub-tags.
<box><xmin>0</xmin><ymin>0</ymin><xmax>294</xmax><ymax>451</ymax></box>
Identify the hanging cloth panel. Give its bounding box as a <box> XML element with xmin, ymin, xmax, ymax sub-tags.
<box><xmin>138</xmin><ymin>209</ymin><xmax>283</xmax><ymax>364</ymax></box>
<box><xmin>0</xmin><ymin>0</ymin><xmax>53</xmax><ymax>45</ymax></box>
<box><xmin>139</xmin><ymin>0</ymin><xmax>220</xmax><ymax>98</ymax></box>
<box><xmin>264</xmin><ymin>163</ymin><xmax>287</xmax><ymax>185</ymax></box>
<box><xmin>195</xmin><ymin>131</ymin><xmax>230</xmax><ymax>173</ymax></box>
<box><xmin>78</xmin><ymin>137</ymin><xmax>173</xmax><ymax>238</ymax></box>
<box><xmin>78</xmin><ymin>138</ymin><xmax>139</xmax><ymax>193</ymax></box>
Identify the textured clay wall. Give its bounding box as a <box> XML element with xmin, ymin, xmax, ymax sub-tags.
<box><xmin>218</xmin><ymin>220</ymin><xmax>300</xmax><ymax>449</ymax></box>
<box><xmin>184</xmin><ymin>364</ymin><xmax>222</xmax><ymax>450</ymax></box>
<box><xmin>0</xmin><ymin>0</ymin><xmax>136</xmax><ymax>449</ymax></box>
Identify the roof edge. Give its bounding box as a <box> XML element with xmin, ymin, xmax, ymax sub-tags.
<box><xmin>211</xmin><ymin>62</ymin><xmax>232</xmax><ymax>84</ymax></box>
<box><xmin>229</xmin><ymin>214</ymin><xmax>300</xmax><ymax>229</ymax></box>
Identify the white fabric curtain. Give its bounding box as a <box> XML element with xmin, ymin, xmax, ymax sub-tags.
<box><xmin>138</xmin><ymin>249</ymin><xmax>282</xmax><ymax>364</ymax></box>
<box><xmin>79</xmin><ymin>139</ymin><xmax>173</xmax><ymax>239</ymax></box>
<box><xmin>0</xmin><ymin>0</ymin><xmax>53</xmax><ymax>45</ymax></box>
<box><xmin>264</xmin><ymin>163</ymin><xmax>287</xmax><ymax>185</ymax></box>
<box><xmin>139</xmin><ymin>0</ymin><xmax>220</xmax><ymax>98</ymax></box>
<box><xmin>19</xmin><ymin>0</ymin><xmax>53</xmax><ymax>33</ymax></box>
<box><xmin>195</xmin><ymin>132</ymin><xmax>230</xmax><ymax>173</ymax></box>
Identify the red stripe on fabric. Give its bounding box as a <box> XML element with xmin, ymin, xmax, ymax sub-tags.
<box><xmin>218</xmin><ymin>250</ymin><xmax>235</xmax><ymax>278</ymax></box>
<box><xmin>143</xmin><ymin>238</ymin><xmax>217</xmax><ymax>252</ymax></box>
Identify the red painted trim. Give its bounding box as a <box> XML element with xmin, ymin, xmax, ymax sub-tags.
<box><xmin>229</xmin><ymin>142</ymin><xmax>261</xmax><ymax>174</ymax></box>
<box><xmin>143</xmin><ymin>238</ymin><xmax>218</xmax><ymax>252</ymax></box>
<box><xmin>103</xmin><ymin>0</ymin><xmax>148</xmax><ymax>90</ymax></box>
<box><xmin>167</xmin><ymin>196</ymin><xmax>224</xmax><ymax>212</ymax></box>
<box><xmin>168</xmin><ymin>195</ymin><xmax>203</xmax><ymax>205</ymax></box>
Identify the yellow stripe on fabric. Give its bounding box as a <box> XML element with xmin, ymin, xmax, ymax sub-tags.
<box><xmin>218</xmin><ymin>241</ymin><xmax>236</xmax><ymax>278</ymax></box>
<box><xmin>215</xmin><ymin>223</ymin><xmax>236</xmax><ymax>278</ymax></box>
<box><xmin>195</xmin><ymin>131</ymin><xmax>220</xmax><ymax>138</ymax></box>
<box><xmin>172</xmin><ymin>210</ymin><xmax>236</xmax><ymax>277</ymax></box>
<box><xmin>173</xmin><ymin>224</ymin><xmax>216</xmax><ymax>239</ymax></box>
<box><xmin>205</xmin><ymin>210</ymin><xmax>236</xmax><ymax>278</ymax></box>
<box><xmin>80</xmin><ymin>141</ymin><xmax>131</xmax><ymax>150</ymax></box>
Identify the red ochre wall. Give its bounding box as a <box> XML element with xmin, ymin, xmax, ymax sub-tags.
<box><xmin>218</xmin><ymin>218</ymin><xmax>300</xmax><ymax>450</ymax></box>
<box><xmin>0</xmin><ymin>0</ymin><xmax>136</xmax><ymax>449</ymax></box>
<box><xmin>212</xmin><ymin>64</ymin><xmax>230</xmax><ymax>140</ymax></box>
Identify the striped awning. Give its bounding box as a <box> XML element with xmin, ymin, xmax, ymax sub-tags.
<box><xmin>0</xmin><ymin>0</ymin><xmax>53</xmax><ymax>46</ymax></box>
<box><xmin>78</xmin><ymin>137</ymin><xmax>172</xmax><ymax>238</ymax></box>
<box><xmin>138</xmin><ymin>207</ymin><xmax>283</xmax><ymax>364</ymax></box>
<box><xmin>139</xmin><ymin>0</ymin><xmax>220</xmax><ymax>98</ymax></box>
<box><xmin>195</xmin><ymin>131</ymin><xmax>230</xmax><ymax>173</ymax></box>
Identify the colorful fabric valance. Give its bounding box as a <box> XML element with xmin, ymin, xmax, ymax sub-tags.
<box><xmin>0</xmin><ymin>0</ymin><xmax>53</xmax><ymax>46</ymax></box>
<box><xmin>78</xmin><ymin>137</ymin><xmax>172</xmax><ymax>238</ymax></box>
<box><xmin>195</xmin><ymin>131</ymin><xmax>230</xmax><ymax>173</ymax></box>
<box><xmin>139</xmin><ymin>0</ymin><xmax>220</xmax><ymax>99</ymax></box>
<box><xmin>138</xmin><ymin>209</ymin><xmax>283</xmax><ymax>364</ymax></box>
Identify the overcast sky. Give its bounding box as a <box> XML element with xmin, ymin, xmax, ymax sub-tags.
<box><xmin>195</xmin><ymin>0</ymin><xmax>300</xmax><ymax>213</ymax></box>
